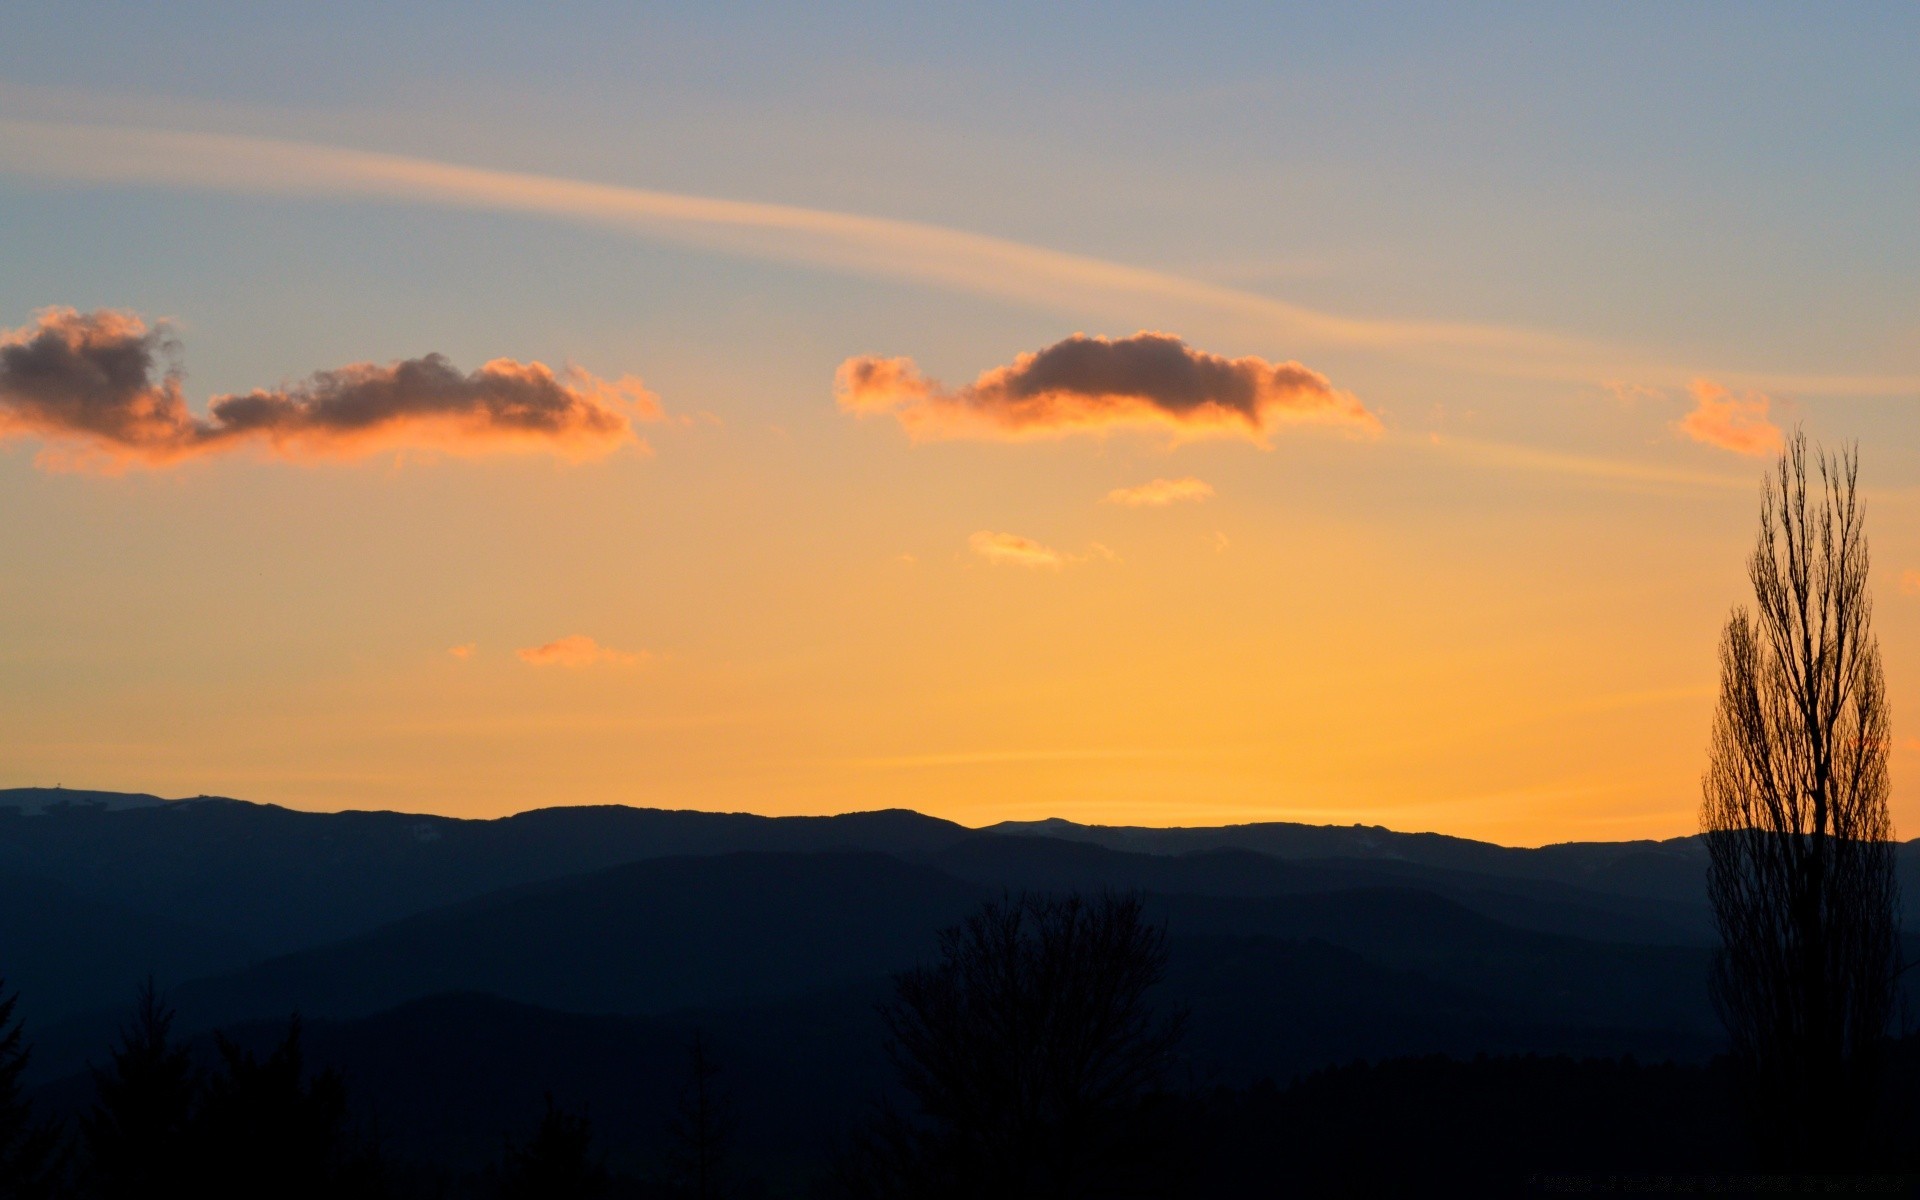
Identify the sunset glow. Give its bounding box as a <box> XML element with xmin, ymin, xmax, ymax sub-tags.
<box><xmin>2</xmin><ymin>8</ymin><xmax>1917</xmax><ymax>847</ymax></box>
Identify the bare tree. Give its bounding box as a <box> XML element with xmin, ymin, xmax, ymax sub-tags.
<box><xmin>845</xmin><ymin>891</ymin><xmax>1185</xmax><ymax>1199</ymax></box>
<box><xmin>1701</xmin><ymin>430</ymin><xmax>1898</xmax><ymax>1163</ymax></box>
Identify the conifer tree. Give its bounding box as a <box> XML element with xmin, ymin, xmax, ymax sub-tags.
<box><xmin>82</xmin><ymin>980</ymin><xmax>194</xmax><ymax>1199</ymax></box>
<box><xmin>493</xmin><ymin>1094</ymin><xmax>609</xmax><ymax>1200</ymax></box>
<box><xmin>0</xmin><ymin>980</ymin><xmax>62</xmax><ymax>1200</ymax></box>
<box><xmin>193</xmin><ymin>1016</ymin><xmax>370</xmax><ymax>1199</ymax></box>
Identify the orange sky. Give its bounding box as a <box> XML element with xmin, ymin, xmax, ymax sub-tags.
<box><xmin>2</xmin><ymin>12</ymin><xmax>1918</xmax><ymax>846</ymax></box>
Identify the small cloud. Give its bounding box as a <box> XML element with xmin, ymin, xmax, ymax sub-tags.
<box><xmin>1900</xmin><ymin>570</ymin><xmax>1920</xmax><ymax>597</ymax></box>
<box><xmin>1604</xmin><ymin>381</ymin><xmax>1665</xmax><ymax>406</ymax></box>
<box><xmin>1104</xmin><ymin>477</ymin><xmax>1215</xmax><ymax>507</ymax></box>
<box><xmin>516</xmin><ymin>635</ymin><xmax>648</xmax><ymax>668</ymax></box>
<box><xmin>968</xmin><ymin>531</ymin><xmax>1115</xmax><ymax>569</ymax></box>
<box><xmin>447</xmin><ymin>643</ymin><xmax>477</xmax><ymax>660</ymax></box>
<box><xmin>970</xmin><ymin>531</ymin><xmax>1065</xmax><ymax>568</ymax></box>
<box><xmin>1212</xmin><ymin>531</ymin><xmax>1230</xmax><ymax>553</ymax></box>
<box><xmin>1674</xmin><ymin>379</ymin><xmax>1783</xmax><ymax>457</ymax></box>
<box><xmin>836</xmin><ymin>331</ymin><xmax>1376</xmax><ymax>446</ymax></box>
<box><xmin>895</xmin><ymin>553</ymin><xmax>918</xmax><ymax>566</ymax></box>
<box><xmin>0</xmin><ymin>306</ymin><xmax>657</xmax><ymax>472</ymax></box>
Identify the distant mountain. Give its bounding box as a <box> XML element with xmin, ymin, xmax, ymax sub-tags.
<box><xmin>0</xmin><ymin>787</ymin><xmax>167</xmax><ymax>815</ymax></box>
<box><xmin>107</xmin><ymin>851</ymin><xmax>984</xmax><ymax>1040</ymax></box>
<box><xmin>983</xmin><ymin>816</ymin><xmax>1711</xmax><ymax>904</ymax></box>
<box><xmin>0</xmin><ymin>790</ymin><xmax>968</xmax><ymax>957</ymax></box>
<box><xmin>0</xmin><ymin>783</ymin><xmax>1876</xmax><ymax>1082</ymax></box>
<box><xmin>28</xmin><ymin>847</ymin><xmax>1722</xmax><ymax>1083</ymax></box>
<box><xmin>926</xmin><ymin>834</ymin><xmax>1712</xmax><ymax>945</ymax></box>
<box><xmin>0</xmin><ymin>873</ymin><xmax>251</xmax><ymax>1025</ymax></box>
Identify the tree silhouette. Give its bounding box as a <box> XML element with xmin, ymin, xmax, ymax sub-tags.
<box><xmin>665</xmin><ymin>1030</ymin><xmax>733</xmax><ymax>1200</ymax></box>
<box><xmin>492</xmin><ymin>1093</ymin><xmax>608</xmax><ymax>1200</ymax></box>
<box><xmin>192</xmin><ymin>1017</ymin><xmax>377</xmax><ymax>1198</ymax></box>
<box><xmin>0</xmin><ymin>979</ymin><xmax>63</xmax><ymax>1200</ymax></box>
<box><xmin>847</xmin><ymin>891</ymin><xmax>1186</xmax><ymax>1198</ymax></box>
<box><xmin>82</xmin><ymin>980</ymin><xmax>195</xmax><ymax>1199</ymax></box>
<box><xmin>1700</xmin><ymin>431</ymin><xmax>1899</xmax><ymax>1164</ymax></box>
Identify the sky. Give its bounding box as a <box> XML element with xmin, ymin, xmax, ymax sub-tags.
<box><xmin>1</xmin><ymin>4</ymin><xmax>1917</xmax><ymax>845</ymax></box>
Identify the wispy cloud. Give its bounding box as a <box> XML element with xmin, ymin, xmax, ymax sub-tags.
<box><xmin>515</xmin><ymin>635</ymin><xmax>648</xmax><ymax>668</ymax></box>
<box><xmin>838</xmin><ymin>332</ymin><xmax>1376</xmax><ymax>446</ymax></box>
<box><xmin>1899</xmin><ymin>570</ymin><xmax>1920</xmax><ymax>597</ymax></box>
<box><xmin>1105</xmin><ymin>477</ymin><xmax>1216</xmax><ymax>507</ymax></box>
<box><xmin>1674</xmin><ymin>379</ymin><xmax>1784</xmax><ymax>457</ymax></box>
<box><xmin>1421</xmin><ymin>431</ymin><xmax>1751</xmax><ymax>493</ymax></box>
<box><xmin>447</xmin><ymin>643</ymin><xmax>477</xmax><ymax>660</ymax></box>
<box><xmin>0</xmin><ymin>307</ymin><xmax>653</xmax><ymax>471</ymax></box>
<box><xmin>968</xmin><ymin>531</ymin><xmax>1114</xmax><ymax>569</ymax></box>
<box><xmin>19</xmin><ymin>116</ymin><xmax>1908</xmax><ymax>392</ymax></box>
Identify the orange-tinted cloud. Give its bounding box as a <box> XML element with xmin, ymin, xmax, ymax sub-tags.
<box><xmin>968</xmin><ymin>531</ymin><xmax>1115</xmax><ymax>569</ymax></box>
<box><xmin>1674</xmin><ymin>379</ymin><xmax>1783</xmax><ymax>457</ymax></box>
<box><xmin>447</xmin><ymin>643</ymin><xmax>477</xmax><ymax>659</ymax></box>
<box><xmin>1900</xmin><ymin>570</ymin><xmax>1920</xmax><ymax>597</ymax></box>
<box><xmin>0</xmin><ymin>307</ymin><xmax>654</xmax><ymax>471</ymax></box>
<box><xmin>515</xmin><ymin>635</ymin><xmax>648</xmax><ymax>668</ymax></box>
<box><xmin>836</xmin><ymin>332</ymin><xmax>1377</xmax><ymax>445</ymax></box>
<box><xmin>1105</xmin><ymin>477</ymin><xmax>1215</xmax><ymax>507</ymax></box>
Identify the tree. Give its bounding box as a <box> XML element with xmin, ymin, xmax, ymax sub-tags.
<box><xmin>492</xmin><ymin>1094</ymin><xmax>609</xmax><ymax>1200</ymax></box>
<box><xmin>0</xmin><ymin>980</ymin><xmax>63</xmax><ymax>1200</ymax></box>
<box><xmin>847</xmin><ymin>891</ymin><xmax>1186</xmax><ymax>1198</ymax></box>
<box><xmin>82</xmin><ymin>980</ymin><xmax>196</xmax><ymax>1198</ymax></box>
<box><xmin>665</xmin><ymin>1030</ymin><xmax>733</xmax><ymax>1200</ymax></box>
<box><xmin>192</xmin><ymin>1017</ymin><xmax>376</xmax><ymax>1198</ymax></box>
<box><xmin>1700</xmin><ymin>431</ymin><xmax>1899</xmax><ymax>1164</ymax></box>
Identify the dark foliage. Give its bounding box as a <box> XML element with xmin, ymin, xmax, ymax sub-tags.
<box><xmin>81</xmin><ymin>980</ymin><xmax>195</xmax><ymax>1198</ymax></box>
<box><xmin>492</xmin><ymin>1094</ymin><xmax>609</xmax><ymax>1200</ymax></box>
<box><xmin>80</xmin><ymin>987</ymin><xmax>384</xmax><ymax>1198</ymax></box>
<box><xmin>193</xmin><ymin>1017</ymin><xmax>384</xmax><ymax>1198</ymax></box>
<box><xmin>665</xmin><ymin>1031</ymin><xmax>733</xmax><ymax>1200</ymax></box>
<box><xmin>1180</xmin><ymin>1053</ymin><xmax>1752</xmax><ymax>1198</ymax></box>
<box><xmin>843</xmin><ymin>891</ymin><xmax>1185</xmax><ymax>1199</ymax></box>
<box><xmin>0</xmin><ymin>980</ymin><xmax>61</xmax><ymax>1200</ymax></box>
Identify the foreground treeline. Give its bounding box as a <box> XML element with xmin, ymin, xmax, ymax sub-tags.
<box><xmin>5</xmin><ymin>891</ymin><xmax>1920</xmax><ymax>1198</ymax></box>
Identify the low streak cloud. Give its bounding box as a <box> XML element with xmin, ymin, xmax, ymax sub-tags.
<box><xmin>1674</xmin><ymin>379</ymin><xmax>1784</xmax><ymax>457</ymax></box>
<box><xmin>969</xmin><ymin>531</ymin><xmax>1114</xmax><ymax>569</ymax></box>
<box><xmin>0</xmin><ymin>307</ymin><xmax>653</xmax><ymax>470</ymax></box>
<box><xmin>1105</xmin><ymin>477</ymin><xmax>1215</xmax><ymax>506</ymax></box>
<box><xmin>837</xmin><ymin>333</ymin><xmax>1377</xmax><ymax>445</ymax></box>
<box><xmin>515</xmin><ymin>635</ymin><xmax>648</xmax><ymax>668</ymax></box>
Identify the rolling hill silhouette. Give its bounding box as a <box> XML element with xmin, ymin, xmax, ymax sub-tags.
<box><xmin>18</xmin><ymin>787</ymin><xmax>1902</xmax><ymax>1188</ymax></box>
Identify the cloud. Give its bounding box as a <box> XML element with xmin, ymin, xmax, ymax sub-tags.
<box><xmin>0</xmin><ymin>117</ymin><xmax>1641</xmax><ymax>389</ymax></box>
<box><xmin>0</xmin><ymin>307</ymin><xmax>654</xmax><ymax>471</ymax></box>
<box><xmin>8</xmin><ymin>116</ymin><xmax>1920</xmax><ymax>396</ymax></box>
<box><xmin>1900</xmin><ymin>570</ymin><xmax>1920</xmax><ymax>597</ymax></box>
<box><xmin>515</xmin><ymin>635</ymin><xmax>647</xmax><ymax>668</ymax></box>
<box><xmin>1105</xmin><ymin>476</ymin><xmax>1216</xmax><ymax>506</ymax></box>
<box><xmin>1603</xmin><ymin>380</ymin><xmax>1665</xmax><ymax>406</ymax></box>
<box><xmin>970</xmin><ymin>531</ymin><xmax>1065</xmax><ymax>568</ymax></box>
<box><xmin>447</xmin><ymin>643</ymin><xmax>477</xmax><ymax>659</ymax></box>
<box><xmin>1674</xmin><ymin>379</ymin><xmax>1784</xmax><ymax>457</ymax></box>
<box><xmin>837</xmin><ymin>332</ymin><xmax>1377</xmax><ymax>446</ymax></box>
<box><xmin>968</xmin><ymin>531</ymin><xmax>1115</xmax><ymax>569</ymax></box>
